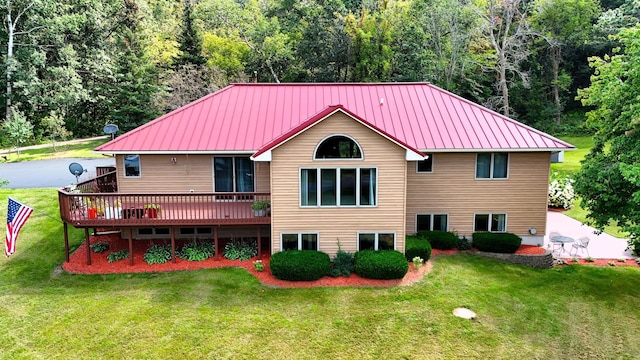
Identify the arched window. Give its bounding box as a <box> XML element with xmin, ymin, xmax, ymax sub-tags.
<box><xmin>314</xmin><ymin>135</ymin><xmax>362</xmax><ymax>159</ymax></box>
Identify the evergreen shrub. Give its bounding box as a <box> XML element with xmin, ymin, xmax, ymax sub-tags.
<box><xmin>354</xmin><ymin>250</ymin><xmax>409</xmax><ymax>279</ymax></box>
<box><xmin>270</xmin><ymin>250</ymin><xmax>331</xmax><ymax>281</ymax></box>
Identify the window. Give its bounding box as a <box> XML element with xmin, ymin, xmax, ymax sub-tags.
<box><xmin>416</xmin><ymin>214</ymin><xmax>448</xmax><ymax>232</ymax></box>
<box><xmin>300</xmin><ymin>168</ymin><xmax>377</xmax><ymax>207</ymax></box>
<box><xmin>213</xmin><ymin>156</ymin><xmax>254</xmax><ymax>192</ymax></box>
<box><xmin>124</xmin><ymin>155</ymin><xmax>141</xmax><ymax>177</ymax></box>
<box><xmin>281</xmin><ymin>233</ymin><xmax>318</xmax><ymax>251</ymax></box>
<box><xmin>474</xmin><ymin>213</ymin><xmax>506</xmax><ymax>232</ymax></box>
<box><xmin>137</xmin><ymin>227</ymin><xmax>170</xmax><ymax>236</ymax></box>
<box><xmin>358</xmin><ymin>232</ymin><xmax>396</xmax><ymax>250</ymax></box>
<box><xmin>315</xmin><ymin>135</ymin><xmax>362</xmax><ymax>159</ymax></box>
<box><xmin>416</xmin><ymin>154</ymin><xmax>433</xmax><ymax>173</ymax></box>
<box><xmin>179</xmin><ymin>227</ymin><xmax>212</xmax><ymax>235</ymax></box>
<box><xmin>476</xmin><ymin>153</ymin><xmax>508</xmax><ymax>179</ymax></box>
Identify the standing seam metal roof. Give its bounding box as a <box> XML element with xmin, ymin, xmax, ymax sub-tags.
<box><xmin>95</xmin><ymin>83</ymin><xmax>574</xmax><ymax>153</ymax></box>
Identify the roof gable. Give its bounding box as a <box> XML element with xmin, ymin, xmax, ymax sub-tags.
<box><xmin>251</xmin><ymin>105</ymin><xmax>425</xmax><ymax>161</ymax></box>
<box><xmin>95</xmin><ymin>83</ymin><xmax>574</xmax><ymax>154</ymax></box>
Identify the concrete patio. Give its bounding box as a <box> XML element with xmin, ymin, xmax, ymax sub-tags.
<box><xmin>545</xmin><ymin>210</ymin><xmax>635</xmax><ymax>259</ymax></box>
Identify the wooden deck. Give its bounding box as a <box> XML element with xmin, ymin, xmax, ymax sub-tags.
<box><xmin>58</xmin><ymin>190</ymin><xmax>271</xmax><ymax>227</ymax></box>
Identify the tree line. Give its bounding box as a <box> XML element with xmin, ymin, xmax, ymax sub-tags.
<box><xmin>0</xmin><ymin>0</ymin><xmax>638</xmax><ymax>148</ymax></box>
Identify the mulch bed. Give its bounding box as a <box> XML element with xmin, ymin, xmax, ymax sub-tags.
<box><xmin>62</xmin><ymin>234</ymin><xmax>638</xmax><ymax>288</ymax></box>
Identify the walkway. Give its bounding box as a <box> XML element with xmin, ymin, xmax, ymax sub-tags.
<box><xmin>545</xmin><ymin>210</ymin><xmax>634</xmax><ymax>259</ymax></box>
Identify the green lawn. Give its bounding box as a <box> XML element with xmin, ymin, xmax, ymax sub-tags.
<box><xmin>1</xmin><ymin>139</ymin><xmax>106</xmax><ymax>162</ymax></box>
<box><xmin>1</xmin><ymin>189</ymin><xmax>639</xmax><ymax>359</ymax></box>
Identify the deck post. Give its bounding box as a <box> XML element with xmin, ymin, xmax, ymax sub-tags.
<box><xmin>257</xmin><ymin>225</ymin><xmax>261</xmax><ymax>259</ymax></box>
<box><xmin>214</xmin><ymin>227</ymin><xmax>219</xmax><ymax>261</ymax></box>
<box><xmin>85</xmin><ymin>228</ymin><xmax>91</xmax><ymax>265</ymax></box>
<box><xmin>63</xmin><ymin>222</ymin><xmax>70</xmax><ymax>262</ymax></box>
<box><xmin>128</xmin><ymin>230</ymin><xmax>134</xmax><ymax>266</ymax></box>
<box><xmin>171</xmin><ymin>227</ymin><xmax>176</xmax><ymax>263</ymax></box>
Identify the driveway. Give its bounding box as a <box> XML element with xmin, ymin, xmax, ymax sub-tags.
<box><xmin>545</xmin><ymin>210</ymin><xmax>634</xmax><ymax>259</ymax></box>
<box><xmin>0</xmin><ymin>157</ymin><xmax>116</xmax><ymax>188</ymax></box>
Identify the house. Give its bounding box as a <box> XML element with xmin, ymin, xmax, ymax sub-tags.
<box><xmin>58</xmin><ymin>83</ymin><xmax>574</xmax><ymax>264</ymax></box>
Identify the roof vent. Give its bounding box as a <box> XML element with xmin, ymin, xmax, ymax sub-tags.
<box><xmin>380</xmin><ymin>98</ymin><xmax>384</xmax><ymax>105</ymax></box>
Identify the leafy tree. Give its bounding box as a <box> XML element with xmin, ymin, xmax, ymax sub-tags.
<box><xmin>41</xmin><ymin>112</ymin><xmax>71</xmax><ymax>151</ymax></box>
<box><xmin>575</xmin><ymin>26</ymin><xmax>640</xmax><ymax>253</ymax></box>
<box><xmin>3</xmin><ymin>107</ymin><xmax>32</xmax><ymax>154</ymax></box>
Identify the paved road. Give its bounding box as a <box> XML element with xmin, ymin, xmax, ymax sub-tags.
<box><xmin>0</xmin><ymin>157</ymin><xmax>116</xmax><ymax>188</ymax></box>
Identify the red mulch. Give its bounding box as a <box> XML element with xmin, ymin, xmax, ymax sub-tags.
<box><xmin>62</xmin><ymin>233</ymin><xmax>432</xmax><ymax>288</ymax></box>
<box><xmin>62</xmin><ymin>234</ymin><xmax>638</xmax><ymax>288</ymax></box>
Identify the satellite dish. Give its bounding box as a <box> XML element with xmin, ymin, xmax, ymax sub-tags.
<box><xmin>68</xmin><ymin>162</ymin><xmax>87</xmax><ymax>183</ymax></box>
<box><xmin>103</xmin><ymin>124</ymin><xmax>118</xmax><ymax>140</ymax></box>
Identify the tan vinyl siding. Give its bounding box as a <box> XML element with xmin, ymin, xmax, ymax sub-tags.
<box><xmin>406</xmin><ymin>152</ymin><xmax>550</xmax><ymax>237</ymax></box>
<box><xmin>270</xmin><ymin>113</ymin><xmax>407</xmax><ymax>257</ymax></box>
<box><xmin>115</xmin><ymin>154</ymin><xmax>270</xmax><ymax>193</ymax></box>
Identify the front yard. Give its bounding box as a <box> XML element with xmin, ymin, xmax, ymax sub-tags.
<box><xmin>1</xmin><ymin>188</ymin><xmax>639</xmax><ymax>359</ymax></box>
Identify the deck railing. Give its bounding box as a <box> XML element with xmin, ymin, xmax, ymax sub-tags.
<box><xmin>74</xmin><ymin>171</ymin><xmax>118</xmax><ymax>193</ymax></box>
<box><xmin>58</xmin><ymin>190</ymin><xmax>271</xmax><ymax>227</ymax></box>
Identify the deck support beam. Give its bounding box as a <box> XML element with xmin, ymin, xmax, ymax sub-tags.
<box><xmin>128</xmin><ymin>230</ymin><xmax>134</xmax><ymax>266</ymax></box>
<box><xmin>63</xmin><ymin>223</ymin><xmax>70</xmax><ymax>262</ymax></box>
<box><xmin>85</xmin><ymin>228</ymin><xmax>91</xmax><ymax>265</ymax></box>
<box><xmin>171</xmin><ymin>227</ymin><xmax>176</xmax><ymax>263</ymax></box>
<box><xmin>257</xmin><ymin>225</ymin><xmax>261</xmax><ymax>259</ymax></box>
<box><xmin>214</xmin><ymin>227</ymin><xmax>219</xmax><ymax>261</ymax></box>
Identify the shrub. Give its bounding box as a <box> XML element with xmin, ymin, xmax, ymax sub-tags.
<box><xmin>331</xmin><ymin>249</ymin><xmax>354</xmax><ymax>277</ymax></box>
<box><xmin>627</xmin><ymin>236</ymin><xmax>640</xmax><ymax>257</ymax></box>
<box><xmin>405</xmin><ymin>235</ymin><xmax>432</xmax><ymax>262</ymax></box>
<box><xmin>144</xmin><ymin>244</ymin><xmax>172</xmax><ymax>265</ymax></box>
<box><xmin>354</xmin><ymin>250</ymin><xmax>409</xmax><ymax>279</ymax></box>
<box><xmin>418</xmin><ymin>230</ymin><xmax>458</xmax><ymax>250</ymax></box>
<box><xmin>548</xmin><ymin>174</ymin><xmax>575</xmax><ymax>209</ymax></box>
<box><xmin>178</xmin><ymin>240</ymin><xmax>215</xmax><ymax>261</ymax></box>
<box><xmin>457</xmin><ymin>236</ymin><xmax>472</xmax><ymax>250</ymax></box>
<box><xmin>472</xmin><ymin>232</ymin><xmax>522</xmax><ymax>253</ymax></box>
<box><xmin>107</xmin><ymin>249</ymin><xmax>130</xmax><ymax>263</ymax></box>
<box><xmin>90</xmin><ymin>241</ymin><xmax>109</xmax><ymax>253</ymax></box>
<box><xmin>223</xmin><ymin>240</ymin><xmax>258</xmax><ymax>260</ymax></box>
<box><xmin>269</xmin><ymin>250</ymin><xmax>331</xmax><ymax>281</ymax></box>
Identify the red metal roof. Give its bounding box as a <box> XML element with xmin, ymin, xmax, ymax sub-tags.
<box><xmin>96</xmin><ymin>83</ymin><xmax>574</xmax><ymax>153</ymax></box>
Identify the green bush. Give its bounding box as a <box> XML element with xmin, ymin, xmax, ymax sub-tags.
<box><xmin>331</xmin><ymin>249</ymin><xmax>354</xmax><ymax>277</ymax></box>
<box><xmin>90</xmin><ymin>241</ymin><xmax>109</xmax><ymax>253</ymax></box>
<box><xmin>223</xmin><ymin>240</ymin><xmax>258</xmax><ymax>260</ymax></box>
<box><xmin>405</xmin><ymin>235</ymin><xmax>432</xmax><ymax>262</ymax></box>
<box><xmin>178</xmin><ymin>240</ymin><xmax>215</xmax><ymax>261</ymax></box>
<box><xmin>354</xmin><ymin>250</ymin><xmax>409</xmax><ymax>279</ymax></box>
<box><xmin>107</xmin><ymin>249</ymin><xmax>130</xmax><ymax>263</ymax></box>
<box><xmin>418</xmin><ymin>230</ymin><xmax>458</xmax><ymax>250</ymax></box>
<box><xmin>144</xmin><ymin>244</ymin><xmax>172</xmax><ymax>265</ymax></box>
<box><xmin>270</xmin><ymin>250</ymin><xmax>331</xmax><ymax>281</ymax></box>
<box><xmin>457</xmin><ymin>236</ymin><xmax>472</xmax><ymax>250</ymax></box>
<box><xmin>472</xmin><ymin>232</ymin><xmax>522</xmax><ymax>253</ymax></box>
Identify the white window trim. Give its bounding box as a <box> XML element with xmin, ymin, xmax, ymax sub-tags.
<box><xmin>357</xmin><ymin>231</ymin><xmax>397</xmax><ymax>250</ymax></box>
<box><xmin>299</xmin><ymin>167</ymin><xmax>378</xmax><ymax>208</ymax></box>
<box><xmin>211</xmin><ymin>156</ymin><xmax>256</xmax><ymax>193</ymax></box>
<box><xmin>123</xmin><ymin>154</ymin><xmax>141</xmax><ymax>178</ymax></box>
<box><xmin>313</xmin><ymin>134</ymin><xmax>364</xmax><ymax>161</ymax></box>
<box><xmin>473</xmin><ymin>213</ymin><xmax>508</xmax><ymax>232</ymax></box>
<box><xmin>280</xmin><ymin>232</ymin><xmax>320</xmax><ymax>251</ymax></box>
<box><xmin>475</xmin><ymin>153</ymin><xmax>509</xmax><ymax>180</ymax></box>
<box><xmin>415</xmin><ymin>154</ymin><xmax>434</xmax><ymax>173</ymax></box>
<box><xmin>415</xmin><ymin>213</ymin><xmax>449</xmax><ymax>232</ymax></box>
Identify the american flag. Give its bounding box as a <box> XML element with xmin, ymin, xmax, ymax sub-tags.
<box><xmin>5</xmin><ymin>198</ymin><xmax>33</xmax><ymax>258</ymax></box>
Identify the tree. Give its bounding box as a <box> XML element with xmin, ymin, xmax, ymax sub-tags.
<box><xmin>174</xmin><ymin>0</ymin><xmax>206</xmax><ymax>67</ymax></box>
<box><xmin>41</xmin><ymin>112</ymin><xmax>71</xmax><ymax>151</ymax></box>
<box><xmin>3</xmin><ymin>107</ymin><xmax>32</xmax><ymax>154</ymax></box>
<box><xmin>531</xmin><ymin>0</ymin><xmax>600</xmax><ymax>125</ymax></box>
<box><xmin>479</xmin><ymin>0</ymin><xmax>535</xmax><ymax>117</ymax></box>
<box><xmin>575</xmin><ymin>26</ymin><xmax>640</xmax><ymax>254</ymax></box>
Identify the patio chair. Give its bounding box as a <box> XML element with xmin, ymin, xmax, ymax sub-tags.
<box><xmin>548</xmin><ymin>231</ymin><xmax>563</xmax><ymax>255</ymax></box>
<box><xmin>569</xmin><ymin>236</ymin><xmax>590</xmax><ymax>257</ymax></box>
